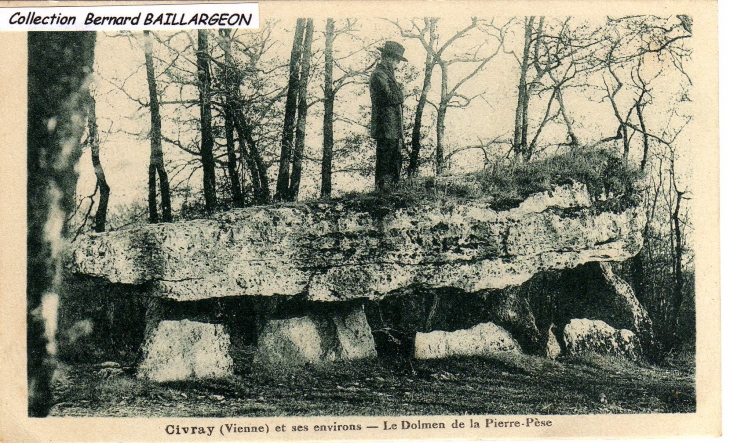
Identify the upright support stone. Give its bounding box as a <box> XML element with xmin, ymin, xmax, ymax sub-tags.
<box><xmin>486</xmin><ymin>261</ymin><xmax>653</xmax><ymax>359</ymax></box>
<box><xmin>142</xmin><ymin>296</ymin><xmax>164</xmax><ymax>342</ymax></box>
<box><xmin>256</xmin><ymin>316</ymin><xmax>333</xmax><ymax>366</ymax></box>
<box><xmin>414</xmin><ymin>322</ymin><xmax>522</xmax><ymax>359</ymax></box>
<box><xmin>563</xmin><ymin>318</ymin><xmax>641</xmax><ymax>361</ymax></box>
<box><xmin>255</xmin><ymin>305</ymin><xmax>376</xmax><ymax>366</ymax></box>
<box><xmin>554</xmin><ymin>263</ymin><xmax>653</xmax><ymax>352</ymax></box>
<box><xmin>491</xmin><ymin>286</ymin><xmax>542</xmax><ymax>354</ymax></box>
<box><xmin>597</xmin><ymin>262</ymin><xmax>654</xmax><ymax>352</ymax></box>
<box><xmin>332</xmin><ymin>307</ymin><xmax>378</xmax><ymax>360</ymax></box>
<box><xmin>138</xmin><ymin>319</ymin><xmax>233</xmax><ymax>382</ymax></box>
<box><xmin>545</xmin><ymin>324</ymin><xmax>562</xmax><ymax>360</ymax></box>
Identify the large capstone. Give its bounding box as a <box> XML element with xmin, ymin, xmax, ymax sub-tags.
<box><xmin>137</xmin><ymin>320</ymin><xmax>233</xmax><ymax>382</ymax></box>
<box><xmin>414</xmin><ymin>322</ymin><xmax>521</xmax><ymax>359</ymax></box>
<box><xmin>562</xmin><ymin>318</ymin><xmax>641</xmax><ymax>361</ymax></box>
<box><xmin>70</xmin><ymin>183</ymin><xmax>645</xmax><ymax>302</ymax></box>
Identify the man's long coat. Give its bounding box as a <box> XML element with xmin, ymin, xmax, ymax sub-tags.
<box><xmin>369</xmin><ymin>63</ymin><xmax>404</xmax><ymax>140</ymax></box>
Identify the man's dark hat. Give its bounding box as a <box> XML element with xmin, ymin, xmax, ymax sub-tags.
<box><xmin>379</xmin><ymin>41</ymin><xmax>407</xmax><ymax>62</ymax></box>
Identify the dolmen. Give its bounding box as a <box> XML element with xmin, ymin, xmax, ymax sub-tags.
<box><xmin>66</xmin><ymin>182</ymin><xmax>653</xmax><ymax>381</ymax></box>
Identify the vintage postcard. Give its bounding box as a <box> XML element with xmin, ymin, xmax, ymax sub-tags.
<box><xmin>0</xmin><ymin>0</ymin><xmax>721</xmax><ymax>441</ymax></box>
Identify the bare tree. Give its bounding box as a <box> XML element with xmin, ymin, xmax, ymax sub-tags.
<box><xmin>321</xmin><ymin>18</ymin><xmax>336</xmax><ymax>197</ymax></box>
<box><xmin>509</xmin><ymin>17</ymin><xmax>605</xmax><ymax>160</ymax></box>
<box><xmin>215</xmin><ymin>26</ymin><xmax>278</xmax><ymax>205</ymax></box>
<box><xmin>275</xmin><ymin>19</ymin><xmax>306</xmax><ymax>201</ymax></box>
<box><xmin>197</xmin><ymin>29</ymin><xmax>217</xmax><ymax>213</ymax></box>
<box><xmin>219</xmin><ymin>29</ymin><xmax>245</xmax><ymax>208</ymax></box>
<box><xmin>289</xmin><ymin>19</ymin><xmax>314</xmax><ymax>199</ymax></box>
<box><xmin>513</xmin><ymin>17</ymin><xmax>535</xmax><ymax>161</ymax></box>
<box><xmin>232</xmin><ymin>108</ymin><xmax>271</xmax><ymax>204</ymax></box>
<box><xmin>586</xmin><ymin>16</ymin><xmax>692</xmax><ymax>352</ymax></box>
<box><xmin>87</xmin><ymin>94</ymin><xmax>111</xmax><ymax>232</ymax></box>
<box><xmin>392</xmin><ymin>18</ymin><xmax>438</xmax><ymax>176</ymax></box>
<box><xmin>592</xmin><ymin>15</ymin><xmax>691</xmax><ymax>162</ymax></box>
<box><xmin>664</xmin><ymin>132</ymin><xmax>691</xmax><ymax>349</ymax></box>
<box><xmin>143</xmin><ymin>30</ymin><xmax>172</xmax><ymax>223</ymax></box>
<box><xmin>393</xmin><ymin>17</ymin><xmax>506</xmax><ymax>174</ymax></box>
<box><xmin>320</xmin><ymin>19</ymin><xmax>379</xmax><ymax>197</ymax></box>
<box><xmin>69</xmin><ymin>90</ymin><xmax>112</xmax><ymax>237</ymax></box>
<box><xmin>433</xmin><ymin>19</ymin><xmax>505</xmax><ymax>174</ymax></box>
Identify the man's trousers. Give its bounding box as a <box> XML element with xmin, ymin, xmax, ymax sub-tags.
<box><xmin>375</xmin><ymin>138</ymin><xmax>402</xmax><ymax>191</ymax></box>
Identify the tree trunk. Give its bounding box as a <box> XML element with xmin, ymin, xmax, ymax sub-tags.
<box><xmin>637</xmin><ymin>103</ymin><xmax>650</xmax><ymax>171</ymax></box>
<box><xmin>621</xmin><ymin>106</ymin><xmax>633</xmax><ymax>162</ymax></box>
<box><xmin>220</xmin><ymin>29</ymin><xmax>245</xmax><ymax>208</ymax></box>
<box><xmin>527</xmin><ymin>86</ymin><xmax>558</xmax><ymax>156</ymax></box>
<box><xmin>435</xmin><ymin>62</ymin><xmax>448</xmax><ymax>175</ymax></box>
<box><xmin>435</xmin><ymin>105</ymin><xmax>447</xmax><ymax>175</ymax></box>
<box><xmin>232</xmin><ymin>116</ymin><xmax>260</xmax><ymax>201</ymax></box>
<box><xmin>88</xmin><ymin>94</ymin><xmax>110</xmax><ymax>232</ymax></box>
<box><xmin>630</xmin><ymin>214</ymin><xmax>651</xmax><ymax>324</ymax></box>
<box><xmin>289</xmin><ymin>19</ymin><xmax>314</xmax><ymax>200</ymax></box>
<box><xmin>556</xmin><ymin>88</ymin><xmax>578</xmax><ymax>147</ymax></box>
<box><xmin>513</xmin><ymin>16</ymin><xmax>534</xmax><ymax>160</ymax></box>
<box><xmin>144</xmin><ymin>30</ymin><xmax>172</xmax><ymax>223</ymax></box>
<box><xmin>145</xmin><ymin>31</ymin><xmax>159</xmax><ymax>224</ymax></box>
<box><xmin>233</xmin><ymin>108</ymin><xmax>270</xmax><ymax>204</ymax></box>
<box><xmin>197</xmin><ymin>29</ymin><xmax>216</xmax><ymax>213</ymax></box>
<box><xmin>669</xmin><ymin>189</ymin><xmax>685</xmax><ymax>348</ymax></box>
<box><xmin>148</xmin><ymin>164</ymin><xmax>157</xmax><ymax>223</ymax></box>
<box><xmin>27</xmin><ymin>31</ymin><xmax>96</xmax><ymax>417</ymax></box>
<box><xmin>224</xmin><ymin>105</ymin><xmax>244</xmax><ymax>207</ymax></box>
<box><xmin>156</xmin><ymin>162</ymin><xmax>171</xmax><ymax>222</ymax></box>
<box><xmin>409</xmin><ymin>19</ymin><xmax>437</xmax><ymax>177</ymax></box>
<box><xmin>521</xmin><ymin>17</ymin><xmax>544</xmax><ymax>161</ymax></box>
<box><xmin>218</xmin><ymin>29</ymin><xmax>269</xmax><ymax>205</ymax></box>
<box><xmin>520</xmin><ymin>86</ymin><xmax>532</xmax><ymax>161</ymax></box>
<box><xmin>321</xmin><ymin>18</ymin><xmax>335</xmax><ymax>198</ymax></box>
<box><xmin>275</xmin><ymin>18</ymin><xmax>306</xmax><ymax>201</ymax></box>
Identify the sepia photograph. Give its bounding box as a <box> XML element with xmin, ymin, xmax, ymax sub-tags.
<box><xmin>1</xmin><ymin>0</ymin><xmax>721</xmax><ymax>441</ymax></box>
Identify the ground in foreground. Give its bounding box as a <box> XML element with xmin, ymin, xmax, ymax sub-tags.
<box><xmin>50</xmin><ymin>350</ymin><xmax>694</xmax><ymax>417</ymax></box>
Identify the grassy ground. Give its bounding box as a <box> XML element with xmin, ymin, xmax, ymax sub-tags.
<box><xmin>327</xmin><ymin>146</ymin><xmax>642</xmax><ymax>216</ymax></box>
<box><xmin>49</xmin><ymin>349</ymin><xmax>694</xmax><ymax>417</ymax></box>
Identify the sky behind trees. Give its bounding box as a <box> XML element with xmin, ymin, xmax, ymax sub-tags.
<box><xmin>75</xmin><ymin>16</ymin><xmax>692</xmax><ymax>227</ymax></box>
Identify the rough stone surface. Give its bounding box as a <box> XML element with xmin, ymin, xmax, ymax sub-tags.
<box><xmin>137</xmin><ymin>320</ymin><xmax>233</xmax><ymax>382</ymax></box>
<box><xmin>491</xmin><ymin>286</ymin><xmax>542</xmax><ymax>353</ymax></box>
<box><xmin>597</xmin><ymin>262</ymin><xmax>654</xmax><ymax>349</ymax></box>
<box><xmin>255</xmin><ymin>316</ymin><xmax>331</xmax><ymax>366</ymax></box>
<box><xmin>545</xmin><ymin>325</ymin><xmax>562</xmax><ymax>360</ymax></box>
<box><xmin>478</xmin><ymin>261</ymin><xmax>653</xmax><ymax>358</ymax></box>
<box><xmin>71</xmin><ymin>183</ymin><xmax>645</xmax><ymax>302</ymax></box>
<box><xmin>255</xmin><ymin>306</ymin><xmax>376</xmax><ymax>366</ymax></box>
<box><xmin>536</xmin><ymin>262</ymin><xmax>654</xmax><ymax>352</ymax></box>
<box><xmin>414</xmin><ymin>322</ymin><xmax>521</xmax><ymax>359</ymax></box>
<box><xmin>332</xmin><ymin>307</ymin><xmax>379</xmax><ymax>360</ymax></box>
<box><xmin>562</xmin><ymin>319</ymin><xmax>640</xmax><ymax>360</ymax></box>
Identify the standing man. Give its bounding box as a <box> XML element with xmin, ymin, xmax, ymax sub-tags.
<box><xmin>370</xmin><ymin>41</ymin><xmax>407</xmax><ymax>190</ymax></box>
